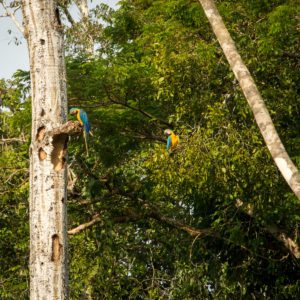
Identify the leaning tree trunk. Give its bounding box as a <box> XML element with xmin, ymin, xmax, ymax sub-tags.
<box><xmin>22</xmin><ymin>0</ymin><xmax>69</xmax><ymax>299</ymax></box>
<box><xmin>198</xmin><ymin>0</ymin><xmax>300</xmax><ymax>199</ymax></box>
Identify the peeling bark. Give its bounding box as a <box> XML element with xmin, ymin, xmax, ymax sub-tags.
<box><xmin>22</xmin><ymin>0</ymin><xmax>69</xmax><ymax>298</ymax></box>
<box><xmin>198</xmin><ymin>0</ymin><xmax>300</xmax><ymax>199</ymax></box>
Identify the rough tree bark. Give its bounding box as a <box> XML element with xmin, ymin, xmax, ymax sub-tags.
<box><xmin>22</xmin><ymin>0</ymin><xmax>69</xmax><ymax>298</ymax></box>
<box><xmin>198</xmin><ymin>0</ymin><xmax>300</xmax><ymax>199</ymax></box>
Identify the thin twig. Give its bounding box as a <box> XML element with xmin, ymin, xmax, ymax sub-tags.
<box><xmin>0</xmin><ymin>137</ymin><xmax>27</xmax><ymax>144</ymax></box>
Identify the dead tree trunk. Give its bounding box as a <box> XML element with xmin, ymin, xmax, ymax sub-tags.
<box><xmin>22</xmin><ymin>0</ymin><xmax>69</xmax><ymax>298</ymax></box>
<box><xmin>198</xmin><ymin>0</ymin><xmax>300</xmax><ymax>199</ymax></box>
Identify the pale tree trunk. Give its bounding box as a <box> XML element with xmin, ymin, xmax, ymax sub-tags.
<box><xmin>198</xmin><ymin>0</ymin><xmax>300</xmax><ymax>199</ymax></box>
<box><xmin>22</xmin><ymin>0</ymin><xmax>69</xmax><ymax>299</ymax></box>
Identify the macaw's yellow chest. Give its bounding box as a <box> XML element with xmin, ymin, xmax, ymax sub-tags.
<box><xmin>171</xmin><ymin>133</ymin><xmax>179</xmax><ymax>150</ymax></box>
<box><xmin>76</xmin><ymin>111</ymin><xmax>83</xmax><ymax>126</ymax></box>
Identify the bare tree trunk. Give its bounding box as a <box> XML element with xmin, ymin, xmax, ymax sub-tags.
<box><xmin>198</xmin><ymin>0</ymin><xmax>300</xmax><ymax>199</ymax></box>
<box><xmin>22</xmin><ymin>0</ymin><xmax>69</xmax><ymax>298</ymax></box>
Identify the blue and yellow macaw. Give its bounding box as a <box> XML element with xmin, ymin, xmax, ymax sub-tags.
<box><xmin>70</xmin><ymin>108</ymin><xmax>91</xmax><ymax>156</ymax></box>
<box><xmin>164</xmin><ymin>129</ymin><xmax>179</xmax><ymax>153</ymax></box>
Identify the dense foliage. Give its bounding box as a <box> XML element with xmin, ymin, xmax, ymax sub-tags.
<box><xmin>1</xmin><ymin>0</ymin><xmax>300</xmax><ymax>298</ymax></box>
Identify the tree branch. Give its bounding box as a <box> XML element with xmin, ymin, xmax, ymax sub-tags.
<box><xmin>235</xmin><ymin>199</ymin><xmax>300</xmax><ymax>259</ymax></box>
<box><xmin>119</xmin><ymin>129</ymin><xmax>165</xmax><ymax>143</ymax></box>
<box><xmin>141</xmin><ymin>202</ymin><xmax>214</xmax><ymax>238</ymax></box>
<box><xmin>68</xmin><ymin>195</ymin><xmax>300</xmax><ymax>261</ymax></box>
<box><xmin>282</xmin><ymin>51</ymin><xmax>300</xmax><ymax>60</ymax></box>
<box><xmin>68</xmin><ymin>214</ymin><xmax>101</xmax><ymax>235</ymax></box>
<box><xmin>0</xmin><ymin>3</ymin><xmax>24</xmax><ymax>35</ymax></box>
<box><xmin>49</xmin><ymin>121</ymin><xmax>83</xmax><ymax>137</ymax></box>
<box><xmin>104</xmin><ymin>85</ymin><xmax>172</xmax><ymax>128</ymax></box>
<box><xmin>0</xmin><ymin>137</ymin><xmax>27</xmax><ymax>144</ymax></box>
<box><xmin>67</xmin><ymin>206</ymin><xmax>213</xmax><ymax>238</ymax></box>
<box><xmin>59</xmin><ymin>5</ymin><xmax>75</xmax><ymax>25</ymax></box>
<box><xmin>266</xmin><ymin>225</ymin><xmax>300</xmax><ymax>259</ymax></box>
<box><xmin>68</xmin><ymin>167</ymin><xmax>300</xmax><ymax>259</ymax></box>
<box><xmin>112</xmin><ymin>99</ymin><xmax>171</xmax><ymax>128</ymax></box>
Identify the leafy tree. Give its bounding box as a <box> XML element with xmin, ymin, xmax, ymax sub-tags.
<box><xmin>0</xmin><ymin>72</ymin><xmax>30</xmax><ymax>299</ymax></box>
<box><xmin>1</xmin><ymin>0</ymin><xmax>300</xmax><ymax>299</ymax></box>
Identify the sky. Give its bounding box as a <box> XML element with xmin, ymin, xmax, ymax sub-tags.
<box><xmin>0</xmin><ymin>0</ymin><xmax>118</xmax><ymax>80</ymax></box>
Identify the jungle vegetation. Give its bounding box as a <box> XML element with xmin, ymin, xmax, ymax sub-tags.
<box><xmin>1</xmin><ymin>0</ymin><xmax>300</xmax><ymax>298</ymax></box>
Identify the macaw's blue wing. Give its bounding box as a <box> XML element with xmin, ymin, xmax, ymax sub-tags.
<box><xmin>79</xmin><ymin>109</ymin><xmax>90</xmax><ymax>134</ymax></box>
<box><xmin>166</xmin><ymin>136</ymin><xmax>172</xmax><ymax>151</ymax></box>
<box><xmin>79</xmin><ymin>109</ymin><xmax>90</xmax><ymax>156</ymax></box>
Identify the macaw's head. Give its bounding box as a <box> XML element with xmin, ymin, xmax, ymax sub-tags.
<box><xmin>69</xmin><ymin>108</ymin><xmax>80</xmax><ymax>115</ymax></box>
<box><xmin>164</xmin><ymin>129</ymin><xmax>173</xmax><ymax>136</ymax></box>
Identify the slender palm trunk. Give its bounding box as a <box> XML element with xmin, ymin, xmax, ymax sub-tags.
<box><xmin>198</xmin><ymin>0</ymin><xmax>300</xmax><ymax>199</ymax></box>
<box><xmin>22</xmin><ymin>0</ymin><xmax>69</xmax><ymax>298</ymax></box>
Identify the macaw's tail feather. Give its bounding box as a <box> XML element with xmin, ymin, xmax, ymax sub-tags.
<box><xmin>83</xmin><ymin>130</ymin><xmax>89</xmax><ymax>156</ymax></box>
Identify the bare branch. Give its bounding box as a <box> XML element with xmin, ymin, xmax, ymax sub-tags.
<box><xmin>5</xmin><ymin>168</ymin><xmax>28</xmax><ymax>184</ymax></box>
<box><xmin>0</xmin><ymin>2</ymin><xmax>24</xmax><ymax>35</ymax></box>
<box><xmin>68</xmin><ymin>214</ymin><xmax>101</xmax><ymax>235</ymax></box>
<box><xmin>119</xmin><ymin>129</ymin><xmax>165</xmax><ymax>143</ymax></box>
<box><xmin>59</xmin><ymin>5</ymin><xmax>75</xmax><ymax>25</ymax></box>
<box><xmin>110</xmin><ymin>98</ymin><xmax>172</xmax><ymax>128</ymax></box>
<box><xmin>104</xmin><ymin>85</ymin><xmax>172</xmax><ymax>128</ymax></box>
<box><xmin>0</xmin><ymin>137</ymin><xmax>27</xmax><ymax>144</ymax></box>
<box><xmin>67</xmin><ymin>198</ymin><xmax>213</xmax><ymax>238</ymax></box>
<box><xmin>141</xmin><ymin>203</ymin><xmax>213</xmax><ymax>237</ymax></box>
